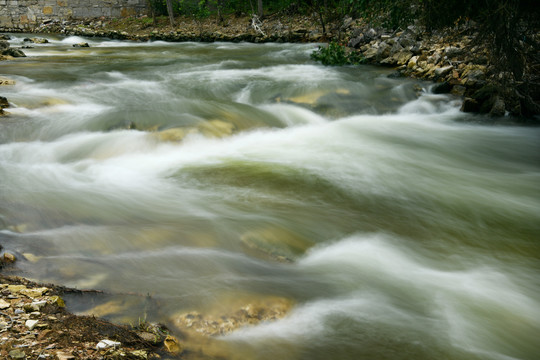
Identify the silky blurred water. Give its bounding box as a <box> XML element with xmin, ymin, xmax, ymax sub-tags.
<box><xmin>1</xmin><ymin>34</ymin><xmax>539</xmax><ymax>360</ymax></box>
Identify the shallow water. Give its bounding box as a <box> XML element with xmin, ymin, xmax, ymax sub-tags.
<box><xmin>1</xmin><ymin>34</ymin><xmax>539</xmax><ymax>360</ymax></box>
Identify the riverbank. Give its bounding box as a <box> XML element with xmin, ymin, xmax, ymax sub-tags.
<box><xmin>0</xmin><ymin>273</ymin><xmax>171</xmax><ymax>359</ymax></box>
<box><xmin>1</xmin><ymin>13</ymin><xmax>538</xmax><ymax>120</ymax></box>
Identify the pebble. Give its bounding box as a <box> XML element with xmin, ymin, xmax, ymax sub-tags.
<box><xmin>0</xmin><ymin>298</ymin><xmax>11</xmax><ymax>309</ymax></box>
<box><xmin>25</xmin><ymin>319</ymin><xmax>39</xmax><ymax>330</ymax></box>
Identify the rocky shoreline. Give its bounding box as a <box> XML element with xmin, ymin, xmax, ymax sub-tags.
<box><xmin>0</xmin><ymin>274</ymin><xmax>172</xmax><ymax>359</ymax></box>
<box><xmin>0</xmin><ymin>250</ymin><xmax>293</xmax><ymax>359</ymax></box>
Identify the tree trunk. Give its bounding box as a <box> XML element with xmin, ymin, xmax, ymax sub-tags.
<box><xmin>257</xmin><ymin>0</ymin><xmax>263</xmax><ymax>18</ymax></box>
<box><xmin>166</xmin><ymin>0</ymin><xmax>175</xmax><ymax>27</ymax></box>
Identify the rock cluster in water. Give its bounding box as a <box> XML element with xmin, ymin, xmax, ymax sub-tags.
<box><xmin>10</xmin><ymin>14</ymin><xmax>528</xmax><ymax>117</ymax></box>
<box><xmin>0</xmin><ymin>34</ymin><xmax>26</xmax><ymax>60</ymax></box>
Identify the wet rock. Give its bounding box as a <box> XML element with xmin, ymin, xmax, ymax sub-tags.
<box><xmin>0</xmin><ymin>96</ymin><xmax>8</xmax><ymax>108</ymax></box>
<box><xmin>48</xmin><ymin>295</ymin><xmax>65</xmax><ymax>308</ymax></box>
<box><xmin>21</xmin><ymin>253</ymin><xmax>41</xmax><ymax>263</ymax></box>
<box><xmin>240</xmin><ymin>226</ymin><xmax>313</xmax><ymax>262</ymax></box>
<box><xmin>73</xmin><ymin>42</ymin><xmax>90</xmax><ymax>48</ymax></box>
<box><xmin>432</xmin><ymin>81</ymin><xmax>453</xmax><ymax>94</ymax></box>
<box><xmin>2</xmin><ymin>48</ymin><xmax>26</xmax><ymax>57</ymax></box>
<box><xmin>0</xmin><ymin>34</ymin><xmax>11</xmax><ymax>40</ymax></box>
<box><xmin>153</xmin><ymin>127</ymin><xmax>196</xmax><ymax>142</ymax></box>
<box><xmin>0</xmin><ymin>40</ymin><xmax>9</xmax><ymax>50</ymax></box>
<box><xmin>490</xmin><ymin>96</ymin><xmax>506</xmax><ymax>117</ymax></box>
<box><xmin>451</xmin><ymin>85</ymin><xmax>466</xmax><ymax>96</ymax></box>
<box><xmin>198</xmin><ymin>119</ymin><xmax>236</xmax><ymax>138</ymax></box>
<box><xmin>163</xmin><ymin>335</ymin><xmax>183</xmax><ymax>354</ymax></box>
<box><xmin>0</xmin><ymin>78</ymin><xmax>16</xmax><ymax>86</ymax></box>
<box><xmin>172</xmin><ymin>295</ymin><xmax>293</xmax><ymax>337</ymax></box>
<box><xmin>3</xmin><ymin>252</ymin><xmax>17</xmax><ymax>263</ymax></box>
<box><xmin>24</xmin><ymin>37</ymin><xmax>49</xmax><ymax>44</ymax></box>
<box><xmin>461</xmin><ymin>97</ymin><xmax>480</xmax><ymax>112</ymax></box>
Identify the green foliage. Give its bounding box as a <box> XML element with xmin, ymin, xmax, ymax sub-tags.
<box><xmin>310</xmin><ymin>42</ymin><xmax>365</xmax><ymax>66</ymax></box>
<box><xmin>194</xmin><ymin>0</ymin><xmax>210</xmax><ymax>20</ymax></box>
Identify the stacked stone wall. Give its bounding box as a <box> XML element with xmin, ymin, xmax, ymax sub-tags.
<box><xmin>0</xmin><ymin>0</ymin><xmax>147</xmax><ymax>30</ymax></box>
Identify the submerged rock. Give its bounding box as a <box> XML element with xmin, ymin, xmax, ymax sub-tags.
<box><xmin>240</xmin><ymin>226</ymin><xmax>313</xmax><ymax>262</ymax></box>
<box><xmin>171</xmin><ymin>295</ymin><xmax>293</xmax><ymax>336</ymax></box>
<box><xmin>163</xmin><ymin>335</ymin><xmax>183</xmax><ymax>354</ymax></box>
<box><xmin>0</xmin><ymin>78</ymin><xmax>16</xmax><ymax>86</ymax></box>
<box><xmin>153</xmin><ymin>119</ymin><xmax>238</xmax><ymax>143</ymax></box>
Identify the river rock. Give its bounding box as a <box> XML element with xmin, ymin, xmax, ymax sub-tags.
<box><xmin>24</xmin><ymin>37</ymin><xmax>49</xmax><ymax>44</ymax></box>
<box><xmin>172</xmin><ymin>295</ymin><xmax>293</xmax><ymax>336</ymax></box>
<box><xmin>73</xmin><ymin>42</ymin><xmax>90</xmax><ymax>48</ymax></box>
<box><xmin>153</xmin><ymin>127</ymin><xmax>196</xmax><ymax>142</ymax></box>
<box><xmin>461</xmin><ymin>97</ymin><xmax>479</xmax><ymax>112</ymax></box>
<box><xmin>0</xmin><ymin>96</ymin><xmax>8</xmax><ymax>108</ymax></box>
<box><xmin>2</xmin><ymin>48</ymin><xmax>26</xmax><ymax>57</ymax></box>
<box><xmin>0</xmin><ymin>34</ymin><xmax>10</xmax><ymax>40</ymax></box>
<box><xmin>0</xmin><ymin>40</ymin><xmax>9</xmax><ymax>50</ymax></box>
<box><xmin>240</xmin><ymin>226</ymin><xmax>313</xmax><ymax>262</ymax></box>
<box><xmin>432</xmin><ymin>81</ymin><xmax>453</xmax><ymax>94</ymax></box>
<box><xmin>163</xmin><ymin>335</ymin><xmax>183</xmax><ymax>354</ymax></box>
<box><xmin>490</xmin><ymin>96</ymin><xmax>506</xmax><ymax>117</ymax></box>
<box><xmin>198</xmin><ymin>119</ymin><xmax>236</xmax><ymax>138</ymax></box>
<box><xmin>3</xmin><ymin>252</ymin><xmax>17</xmax><ymax>263</ymax></box>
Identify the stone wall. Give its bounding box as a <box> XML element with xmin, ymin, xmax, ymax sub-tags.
<box><xmin>0</xmin><ymin>0</ymin><xmax>147</xmax><ymax>30</ymax></box>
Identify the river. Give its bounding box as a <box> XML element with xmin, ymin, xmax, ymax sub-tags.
<box><xmin>1</xmin><ymin>34</ymin><xmax>539</xmax><ymax>360</ymax></box>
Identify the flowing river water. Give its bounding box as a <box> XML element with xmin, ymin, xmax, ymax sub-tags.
<box><xmin>1</xmin><ymin>34</ymin><xmax>539</xmax><ymax>360</ymax></box>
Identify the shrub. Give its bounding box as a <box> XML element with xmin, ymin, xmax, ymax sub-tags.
<box><xmin>311</xmin><ymin>41</ymin><xmax>365</xmax><ymax>66</ymax></box>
